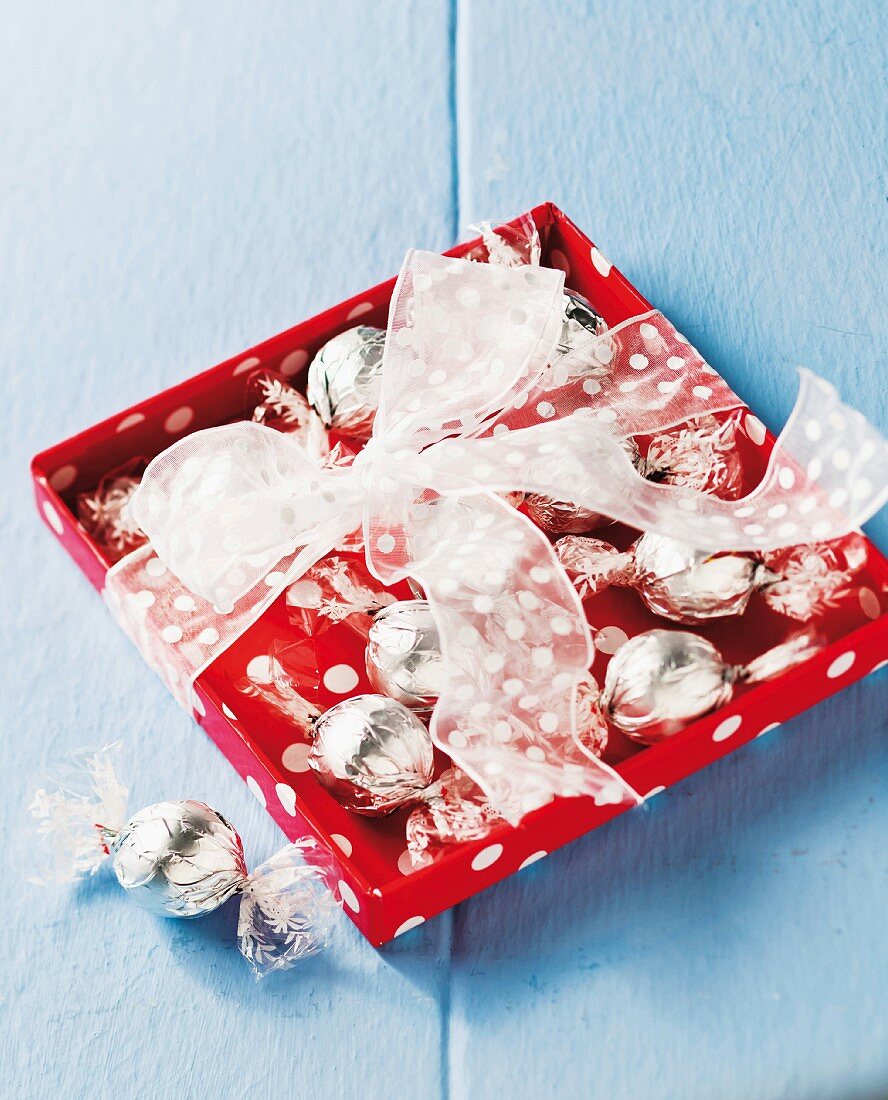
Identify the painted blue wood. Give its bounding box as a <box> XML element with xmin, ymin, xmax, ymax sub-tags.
<box><xmin>452</xmin><ymin>2</ymin><xmax>888</xmax><ymax>1097</ymax></box>
<box><xmin>2</xmin><ymin>4</ymin><xmax>455</xmax><ymax>1099</ymax></box>
<box><xmin>2</xmin><ymin>2</ymin><xmax>885</xmax><ymax>1098</ymax></box>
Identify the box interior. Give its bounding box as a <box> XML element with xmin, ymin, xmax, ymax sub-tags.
<box><xmin>33</xmin><ymin>203</ymin><xmax>888</xmax><ymax>907</ymax></box>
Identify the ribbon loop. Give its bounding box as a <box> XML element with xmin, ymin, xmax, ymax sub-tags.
<box><xmin>131</xmin><ymin>423</ymin><xmax>361</xmax><ymax>609</ymax></box>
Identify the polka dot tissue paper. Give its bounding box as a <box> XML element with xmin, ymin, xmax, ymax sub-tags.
<box><xmin>32</xmin><ymin>204</ymin><xmax>888</xmax><ymax>947</ymax></box>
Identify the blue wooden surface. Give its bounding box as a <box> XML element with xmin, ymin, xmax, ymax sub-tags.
<box><xmin>2</xmin><ymin>3</ymin><xmax>886</xmax><ymax>1098</ymax></box>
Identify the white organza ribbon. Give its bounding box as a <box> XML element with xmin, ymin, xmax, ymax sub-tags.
<box><xmin>105</xmin><ymin>250</ymin><xmax>887</xmax><ymax>821</ymax></box>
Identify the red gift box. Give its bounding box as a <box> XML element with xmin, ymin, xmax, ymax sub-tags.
<box><xmin>32</xmin><ymin>204</ymin><xmax>887</xmax><ymax>945</ymax></box>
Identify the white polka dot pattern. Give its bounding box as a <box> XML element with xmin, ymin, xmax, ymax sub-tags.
<box><xmin>590</xmin><ymin>247</ymin><xmax>612</xmax><ymax>276</ymax></box>
<box><xmin>394</xmin><ymin>915</ymin><xmax>425</xmax><ymax>937</ymax></box>
<box><xmin>519</xmin><ymin>851</ymin><xmax>547</xmax><ymax>869</ymax></box>
<box><xmin>275</xmin><ymin>782</ymin><xmax>297</xmax><ymax>816</ymax></box>
<box><xmin>164</xmin><ymin>406</ymin><xmax>194</xmax><ymax>434</ymax></box>
<box><xmin>826</xmin><ymin>651</ymin><xmax>855</xmax><ymax>679</ymax></box>
<box><xmin>232</xmin><ymin>356</ymin><xmax>261</xmax><ymax>377</ymax></box>
<box><xmin>471</xmin><ymin>844</ymin><xmax>504</xmax><ymax>871</ymax></box>
<box><xmin>116</xmin><ymin>412</ymin><xmax>146</xmax><ymax>432</ymax></box>
<box><xmin>245</xmin><ymin>775</ymin><xmax>266</xmax><ymax>806</ymax></box>
<box><xmin>330</xmin><ymin>833</ymin><xmax>352</xmax><ymax>857</ymax></box>
<box><xmin>42</xmin><ymin>500</ymin><xmax>64</xmax><ymax>535</ymax></box>
<box><xmin>281</xmin><ymin>743</ymin><xmax>312</xmax><ymax>773</ymax></box>
<box><xmin>50</xmin><ymin>464</ymin><xmax>78</xmax><ymax>491</ymax></box>
<box><xmin>280</xmin><ymin>348</ymin><xmax>309</xmax><ymax>376</ymax></box>
<box><xmin>712</xmin><ymin>715</ymin><xmax>742</xmax><ymax>742</ymax></box>
<box><xmin>338</xmin><ymin>880</ymin><xmax>360</xmax><ymax>912</ymax></box>
<box><xmin>346</xmin><ymin>302</ymin><xmax>373</xmax><ymax>321</ymax></box>
<box><xmin>322</xmin><ymin>664</ymin><xmax>359</xmax><ymax>694</ymax></box>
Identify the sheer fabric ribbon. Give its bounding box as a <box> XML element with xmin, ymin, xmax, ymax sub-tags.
<box><xmin>106</xmin><ymin>250</ymin><xmax>887</xmax><ymax>821</ymax></box>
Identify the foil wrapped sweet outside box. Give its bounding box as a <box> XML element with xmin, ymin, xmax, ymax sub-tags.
<box><xmin>31</xmin><ymin>204</ymin><xmax>888</xmax><ymax>946</ymax></box>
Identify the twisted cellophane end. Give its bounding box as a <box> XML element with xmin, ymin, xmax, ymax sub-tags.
<box><xmin>759</xmin><ymin>533</ymin><xmax>868</xmax><ymax>621</ymax></box>
<box><xmin>28</xmin><ymin>742</ymin><xmax>129</xmax><ymax>885</ymax></box>
<box><xmin>285</xmin><ymin>553</ymin><xmax>396</xmax><ymax>637</ymax></box>
<box><xmin>466</xmin><ymin>216</ymin><xmax>542</xmax><ymax>268</ymax></box>
<box><xmin>406</xmin><ymin>767</ymin><xmax>504</xmax><ymax>870</ymax></box>
<box><xmin>642</xmin><ymin>413</ymin><xmax>744</xmax><ymax>499</ymax></box>
<box><xmin>555</xmin><ymin>535</ymin><xmax>637</xmax><ymax>599</ymax></box>
<box><xmin>237</xmin><ymin>837</ymin><xmax>341</xmax><ymax>979</ymax></box>
<box><xmin>735</xmin><ymin>628</ymin><xmax>824</xmax><ymax>685</ymax></box>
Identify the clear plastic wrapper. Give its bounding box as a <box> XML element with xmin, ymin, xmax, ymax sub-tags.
<box><xmin>639</xmin><ymin>413</ymin><xmax>744</xmax><ymax>500</ymax></box>
<box><xmin>757</xmin><ymin>534</ymin><xmax>869</xmax><ymax>619</ymax></box>
<box><xmin>557</xmin><ymin>530</ymin><xmax>868</xmax><ymax>624</ymax></box>
<box><xmin>464</xmin><ymin>217</ymin><xmax>542</xmax><ymax>267</ymax></box>
<box><xmin>285</xmin><ymin>553</ymin><xmax>395</xmax><ymax>638</ymax></box>
<box><xmin>601</xmin><ymin>628</ymin><xmax>824</xmax><ymax>743</ymax></box>
<box><xmin>76</xmin><ymin>459</ymin><xmax>148</xmax><ymax>563</ymax></box>
<box><xmin>245</xmin><ymin>367</ymin><xmax>330</xmax><ymax>461</ymax></box>
<box><xmin>237</xmin><ymin>840</ymin><xmax>341</xmax><ymax>979</ymax></box>
<box><xmin>29</xmin><ymin>743</ymin><xmax>341</xmax><ymax>978</ymax></box>
<box><xmin>406</xmin><ymin>767</ymin><xmax>503</xmax><ymax>869</ymax></box>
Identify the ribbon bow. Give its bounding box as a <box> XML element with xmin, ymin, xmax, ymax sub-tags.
<box><xmin>113</xmin><ymin>250</ymin><xmax>886</xmax><ymax>821</ymax></box>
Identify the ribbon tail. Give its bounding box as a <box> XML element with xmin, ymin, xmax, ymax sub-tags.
<box><xmin>369</xmin><ymin>487</ymin><xmax>641</xmax><ymax>822</ymax></box>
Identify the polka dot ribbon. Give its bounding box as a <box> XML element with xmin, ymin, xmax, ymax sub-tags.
<box><xmin>105</xmin><ymin>250</ymin><xmax>887</xmax><ymax>821</ymax></box>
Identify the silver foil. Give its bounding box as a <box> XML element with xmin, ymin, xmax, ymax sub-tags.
<box><xmin>601</xmin><ymin>627</ymin><xmax>821</xmax><ymax>742</ymax></box>
<box><xmin>575</xmin><ymin>672</ymin><xmax>609</xmax><ymax>758</ymax></box>
<box><xmin>559</xmin><ymin>530</ymin><xmax>866</xmax><ymax>625</ymax></box>
<box><xmin>110</xmin><ymin>800</ymin><xmax>247</xmax><ymax>918</ymax></box>
<box><xmin>309</xmin><ymin>693</ymin><xmax>435</xmax><ymax>815</ymax></box>
<box><xmin>306</xmin><ymin>325</ymin><xmax>386</xmax><ymax>439</ymax></box>
<box><xmin>601</xmin><ymin>630</ymin><xmax>733</xmax><ymax>743</ymax></box>
<box><xmin>629</xmin><ymin>534</ymin><xmax>766</xmax><ymax>623</ymax></box>
<box><xmin>558</xmin><ymin>291</ymin><xmax>607</xmax><ymax>357</ymax></box>
<box><xmin>525</xmin><ymin>435</ymin><xmax>641</xmax><ymax>535</ymax></box>
<box><xmin>365</xmin><ymin>600</ymin><xmax>447</xmax><ymax>713</ymax></box>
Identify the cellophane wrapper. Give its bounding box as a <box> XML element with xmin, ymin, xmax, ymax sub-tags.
<box><xmin>27</xmin><ymin>742</ymin><xmax>128</xmax><ymax>885</ymax></box>
<box><xmin>237</xmin><ymin>837</ymin><xmax>341</xmax><ymax>979</ymax></box>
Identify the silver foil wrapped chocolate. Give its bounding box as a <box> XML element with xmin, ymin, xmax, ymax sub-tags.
<box><xmin>245</xmin><ymin>367</ymin><xmax>330</xmax><ymax>460</ymax></box>
<box><xmin>306</xmin><ymin>324</ymin><xmax>386</xmax><ymax>439</ymax></box>
<box><xmin>309</xmin><ymin>694</ymin><xmax>435</xmax><ymax>815</ymax></box>
<box><xmin>557</xmin><ymin>290</ymin><xmax>608</xmax><ymax>361</ymax></box>
<box><xmin>29</xmin><ymin>744</ymin><xmax>341</xmax><ymax>978</ymax></box>
<box><xmin>558</xmin><ymin>533</ymin><xmax>764</xmax><ymax>623</ymax></box>
<box><xmin>366</xmin><ymin>600</ymin><xmax>447</xmax><ymax>713</ymax></box>
<box><xmin>601</xmin><ymin>628</ymin><xmax>823</xmax><ymax>743</ymax></box>
<box><xmin>110</xmin><ymin>799</ymin><xmax>247</xmax><ymax>918</ymax></box>
<box><xmin>557</xmin><ymin>531</ymin><xmax>868</xmax><ymax>625</ymax></box>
